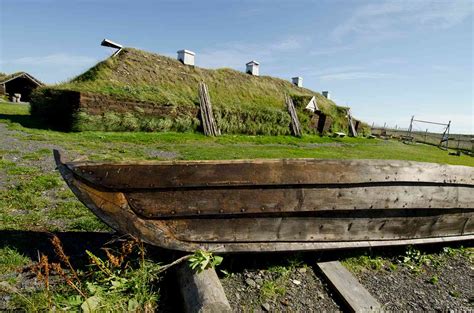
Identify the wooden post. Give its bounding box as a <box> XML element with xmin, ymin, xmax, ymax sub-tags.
<box><xmin>285</xmin><ymin>95</ymin><xmax>302</xmax><ymax>137</ymax></box>
<box><xmin>177</xmin><ymin>264</ymin><xmax>231</xmax><ymax>313</ymax></box>
<box><xmin>348</xmin><ymin>110</ymin><xmax>357</xmax><ymax>137</ymax></box>
<box><xmin>198</xmin><ymin>82</ymin><xmax>221</xmax><ymax>136</ymax></box>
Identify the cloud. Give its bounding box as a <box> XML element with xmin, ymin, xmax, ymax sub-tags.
<box><xmin>197</xmin><ymin>35</ymin><xmax>310</xmax><ymax>69</ymax></box>
<box><xmin>318</xmin><ymin>71</ymin><xmax>394</xmax><ymax>81</ymax></box>
<box><xmin>3</xmin><ymin>53</ymin><xmax>97</xmax><ymax>67</ymax></box>
<box><xmin>332</xmin><ymin>0</ymin><xmax>474</xmax><ymax>42</ymax></box>
<box><xmin>309</xmin><ymin>45</ymin><xmax>354</xmax><ymax>56</ymax></box>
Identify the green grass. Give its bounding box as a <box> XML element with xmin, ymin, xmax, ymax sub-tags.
<box><xmin>30</xmin><ymin>47</ymin><xmax>353</xmax><ymax>133</ymax></box>
<box><xmin>52</xmin><ymin>48</ymin><xmax>339</xmax><ymax>111</ymax></box>
<box><xmin>2</xmin><ymin>102</ymin><xmax>473</xmax><ymax>165</ymax></box>
<box><xmin>0</xmin><ymin>102</ymin><xmax>472</xmax><ymax>232</ymax></box>
<box><xmin>0</xmin><ymin>246</ymin><xmax>30</xmax><ymax>275</ymax></box>
<box><xmin>0</xmin><ymin>102</ymin><xmax>472</xmax><ymax>310</ymax></box>
<box><xmin>342</xmin><ymin>246</ymin><xmax>473</xmax><ymax>275</ymax></box>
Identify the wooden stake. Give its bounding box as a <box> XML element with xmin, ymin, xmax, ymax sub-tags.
<box><xmin>198</xmin><ymin>82</ymin><xmax>221</xmax><ymax>136</ymax></box>
<box><xmin>285</xmin><ymin>95</ymin><xmax>302</xmax><ymax>137</ymax></box>
<box><xmin>348</xmin><ymin>110</ymin><xmax>358</xmax><ymax>137</ymax></box>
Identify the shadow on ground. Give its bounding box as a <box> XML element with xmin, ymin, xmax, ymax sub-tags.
<box><xmin>0</xmin><ymin>114</ymin><xmax>61</xmax><ymax>131</ymax></box>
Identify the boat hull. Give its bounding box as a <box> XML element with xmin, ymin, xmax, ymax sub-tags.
<box><xmin>54</xmin><ymin>150</ymin><xmax>474</xmax><ymax>252</ymax></box>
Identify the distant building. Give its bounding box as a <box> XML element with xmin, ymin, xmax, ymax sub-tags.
<box><xmin>292</xmin><ymin>77</ymin><xmax>303</xmax><ymax>87</ymax></box>
<box><xmin>177</xmin><ymin>49</ymin><xmax>196</xmax><ymax>66</ymax></box>
<box><xmin>246</xmin><ymin>60</ymin><xmax>260</xmax><ymax>76</ymax></box>
<box><xmin>0</xmin><ymin>72</ymin><xmax>43</xmax><ymax>102</ymax></box>
<box><xmin>322</xmin><ymin>91</ymin><xmax>330</xmax><ymax>99</ymax></box>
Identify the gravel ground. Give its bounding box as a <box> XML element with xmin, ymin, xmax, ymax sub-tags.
<box><xmin>221</xmin><ymin>266</ymin><xmax>341</xmax><ymax>312</ymax></box>
<box><xmin>356</xmin><ymin>255</ymin><xmax>473</xmax><ymax>311</ymax></box>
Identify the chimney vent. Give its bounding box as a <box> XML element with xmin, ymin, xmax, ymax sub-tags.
<box><xmin>292</xmin><ymin>77</ymin><xmax>303</xmax><ymax>87</ymax></box>
<box><xmin>177</xmin><ymin>49</ymin><xmax>195</xmax><ymax>66</ymax></box>
<box><xmin>322</xmin><ymin>91</ymin><xmax>330</xmax><ymax>99</ymax></box>
<box><xmin>246</xmin><ymin>60</ymin><xmax>260</xmax><ymax>76</ymax></box>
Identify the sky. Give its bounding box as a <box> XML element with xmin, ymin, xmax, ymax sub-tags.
<box><xmin>1</xmin><ymin>0</ymin><xmax>473</xmax><ymax>133</ymax></box>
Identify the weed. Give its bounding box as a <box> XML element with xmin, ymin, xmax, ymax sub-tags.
<box><xmin>260</xmin><ymin>280</ymin><xmax>286</xmax><ymax>301</ymax></box>
<box><xmin>342</xmin><ymin>254</ymin><xmax>391</xmax><ymax>273</ymax></box>
<box><xmin>428</xmin><ymin>275</ymin><xmax>439</xmax><ymax>285</ymax></box>
<box><xmin>188</xmin><ymin>250</ymin><xmax>223</xmax><ymax>273</ymax></box>
<box><xmin>0</xmin><ymin>247</ymin><xmax>30</xmax><ymax>275</ymax></box>
<box><xmin>449</xmin><ymin>290</ymin><xmax>460</xmax><ymax>298</ymax></box>
<box><xmin>399</xmin><ymin>246</ymin><xmax>430</xmax><ymax>273</ymax></box>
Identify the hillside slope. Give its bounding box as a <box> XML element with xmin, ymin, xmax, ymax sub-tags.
<box><xmin>32</xmin><ymin>48</ymin><xmax>353</xmax><ymax>134</ymax></box>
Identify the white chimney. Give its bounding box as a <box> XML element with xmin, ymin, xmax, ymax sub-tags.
<box><xmin>177</xmin><ymin>49</ymin><xmax>195</xmax><ymax>66</ymax></box>
<box><xmin>292</xmin><ymin>77</ymin><xmax>303</xmax><ymax>87</ymax></box>
<box><xmin>322</xmin><ymin>91</ymin><xmax>330</xmax><ymax>99</ymax></box>
<box><xmin>246</xmin><ymin>60</ymin><xmax>260</xmax><ymax>76</ymax></box>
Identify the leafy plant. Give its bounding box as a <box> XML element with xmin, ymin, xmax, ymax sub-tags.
<box><xmin>188</xmin><ymin>250</ymin><xmax>223</xmax><ymax>273</ymax></box>
<box><xmin>428</xmin><ymin>275</ymin><xmax>439</xmax><ymax>285</ymax></box>
<box><xmin>399</xmin><ymin>246</ymin><xmax>430</xmax><ymax>273</ymax></box>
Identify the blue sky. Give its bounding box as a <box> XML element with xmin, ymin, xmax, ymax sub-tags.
<box><xmin>1</xmin><ymin>0</ymin><xmax>473</xmax><ymax>133</ymax></box>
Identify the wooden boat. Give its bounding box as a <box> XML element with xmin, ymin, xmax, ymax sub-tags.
<box><xmin>54</xmin><ymin>150</ymin><xmax>474</xmax><ymax>252</ymax></box>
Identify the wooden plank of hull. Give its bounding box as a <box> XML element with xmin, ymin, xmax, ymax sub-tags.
<box><xmin>166</xmin><ymin>213</ymin><xmax>473</xmax><ymax>243</ymax></box>
<box><xmin>66</xmin><ymin>159</ymin><xmax>474</xmax><ymax>190</ymax></box>
<box><xmin>53</xmin><ymin>150</ymin><xmax>474</xmax><ymax>252</ymax></box>
<box><xmin>126</xmin><ymin>185</ymin><xmax>474</xmax><ymax>218</ymax></box>
<box><xmin>63</xmin><ymin>169</ymin><xmax>474</xmax><ymax>252</ymax></box>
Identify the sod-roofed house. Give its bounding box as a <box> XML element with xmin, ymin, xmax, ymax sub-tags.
<box><xmin>30</xmin><ymin>47</ymin><xmax>366</xmax><ymax>135</ymax></box>
<box><xmin>0</xmin><ymin>72</ymin><xmax>43</xmax><ymax>102</ymax></box>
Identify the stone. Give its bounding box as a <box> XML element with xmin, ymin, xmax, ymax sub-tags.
<box><xmin>245</xmin><ymin>278</ymin><xmax>256</xmax><ymax>288</ymax></box>
<box><xmin>292</xmin><ymin>279</ymin><xmax>301</xmax><ymax>286</ymax></box>
<box><xmin>261</xmin><ymin>302</ymin><xmax>271</xmax><ymax>311</ymax></box>
<box><xmin>298</xmin><ymin>267</ymin><xmax>307</xmax><ymax>273</ymax></box>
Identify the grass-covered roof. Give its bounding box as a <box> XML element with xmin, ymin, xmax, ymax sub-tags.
<box><xmin>53</xmin><ymin>48</ymin><xmax>343</xmax><ymax>114</ymax></box>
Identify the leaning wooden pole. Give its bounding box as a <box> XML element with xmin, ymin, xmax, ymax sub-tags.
<box><xmin>285</xmin><ymin>95</ymin><xmax>302</xmax><ymax>137</ymax></box>
<box><xmin>198</xmin><ymin>82</ymin><xmax>221</xmax><ymax>136</ymax></box>
<box><xmin>347</xmin><ymin>110</ymin><xmax>358</xmax><ymax>137</ymax></box>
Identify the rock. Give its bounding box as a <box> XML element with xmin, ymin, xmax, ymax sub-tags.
<box><xmin>261</xmin><ymin>302</ymin><xmax>271</xmax><ymax>311</ymax></box>
<box><xmin>245</xmin><ymin>278</ymin><xmax>256</xmax><ymax>288</ymax></box>
<box><xmin>235</xmin><ymin>292</ymin><xmax>240</xmax><ymax>300</ymax></box>
<box><xmin>280</xmin><ymin>298</ymin><xmax>289</xmax><ymax>306</ymax></box>
<box><xmin>298</xmin><ymin>267</ymin><xmax>307</xmax><ymax>273</ymax></box>
<box><xmin>292</xmin><ymin>279</ymin><xmax>301</xmax><ymax>286</ymax></box>
<box><xmin>317</xmin><ymin>293</ymin><xmax>325</xmax><ymax>300</ymax></box>
<box><xmin>255</xmin><ymin>277</ymin><xmax>263</xmax><ymax>285</ymax></box>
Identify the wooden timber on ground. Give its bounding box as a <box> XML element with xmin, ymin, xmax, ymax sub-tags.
<box><xmin>317</xmin><ymin>261</ymin><xmax>381</xmax><ymax>312</ymax></box>
<box><xmin>54</xmin><ymin>149</ymin><xmax>474</xmax><ymax>252</ymax></box>
<box><xmin>177</xmin><ymin>265</ymin><xmax>231</xmax><ymax>313</ymax></box>
<box><xmin>198</xmin><ymin>82</ymin><xmax>220</xmax><ymax>137</ymax></box>
<box><xmin>286</xmin><ymin>95</ymin><xmax>302</xmax><ymax>137</ymax></box>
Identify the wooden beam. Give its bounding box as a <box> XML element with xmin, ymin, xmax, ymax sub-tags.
<box><xmin>177</xmin><ymin>264</ymin><xmax>231</xmax><ymax>313</ymax></box>
<box><xmin>286</xmin><ymin>95</ymin><xmax>302</xmax><ymax>137</ymax></box>
<box><xmin>317</xmin><ymin>261</ymin><xmax>381</xmax><ymax>312</ymax></box>
<box><xmin>198</xmin><ymin>82</ymin><xmax>220</xmax><ymax>137</ymax></box>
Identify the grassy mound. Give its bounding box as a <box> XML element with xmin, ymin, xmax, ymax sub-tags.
<box><xmin>31</xmin><ymin>48</ymin><xmax>353</xmax><ymax>134</ymax></box>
